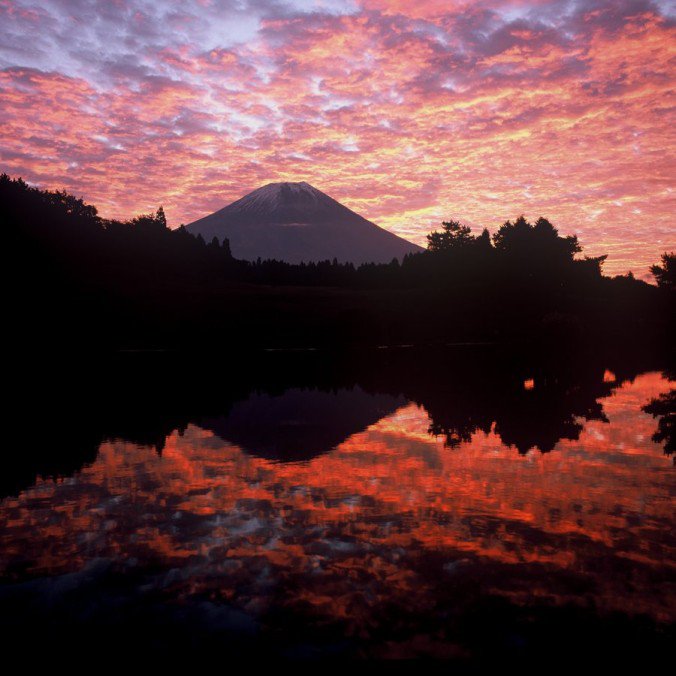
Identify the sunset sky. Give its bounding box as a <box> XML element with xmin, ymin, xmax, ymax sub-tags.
<box><xmin>1</xmin><ymin>0</ymin><xmax>674</xmax><ymax>276</ymax></box>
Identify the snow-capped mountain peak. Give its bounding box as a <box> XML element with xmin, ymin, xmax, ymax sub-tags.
<box><xmin>228</xmin><ymin>181</ymin><xmax>328</xmax><ymax>215</ymax></box>
<box><xmin>186</xmin><ymin>181</ymin><xmax>424</xmax><ymax>264</ymax></box>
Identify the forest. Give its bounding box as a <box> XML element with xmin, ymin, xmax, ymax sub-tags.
<box><xmin>3</xmin><ymin>173</ymin><xmax>674</xmax><ymax>352</ymax></box>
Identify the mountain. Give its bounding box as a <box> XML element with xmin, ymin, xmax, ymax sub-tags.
<box><xmin>185</xmin><ymin>181</ymin><xmax>424</xmax><ymax>264</ymax></box>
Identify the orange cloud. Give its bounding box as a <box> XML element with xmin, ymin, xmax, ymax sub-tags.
<box><xmin>0</xmin><ymin>1</ymin><xmax>673</xmax><ymax>277</ymax></box>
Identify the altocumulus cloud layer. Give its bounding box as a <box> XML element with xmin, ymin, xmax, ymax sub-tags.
<box><xmin>0</xmin><ymin>0</ymin><xmax>674</xmax><ymax>276</ymax></box>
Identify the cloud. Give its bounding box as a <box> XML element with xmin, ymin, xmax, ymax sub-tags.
<box><xmin>0</xmin><ymin>0</ymin><xmax>674</xmax><ymax>277</ymax></box>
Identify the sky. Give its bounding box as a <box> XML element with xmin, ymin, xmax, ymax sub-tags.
<box><xmin>0</xmin><ymin>0</ymin><xmax>674</xmax><ymax>277</ymax></box>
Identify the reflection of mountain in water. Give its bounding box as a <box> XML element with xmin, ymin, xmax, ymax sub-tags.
<box><xmin>199</xmin><ymin>387</ymin><xmax>406</xmax><ymax>462</ymax></box>
<box><xmin>5</xmin><ymin>347</ymin><xmax>672</xmax><ymax>498</ymax></box>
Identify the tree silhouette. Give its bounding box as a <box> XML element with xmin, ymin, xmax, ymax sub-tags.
<box><xmin>493</xmin><ymin>215</ymin><xmax>581</xmax><ymax>261</ymax></box>
<box><xmin>426</xmin><ymin>219</ymin><xmax>474</xmax><ymax>251</ymax></box>
<box><xmin>650</xmin><ymin>252</ymin><xmax>675</xmax><ymax>290</ymax></box>
<box><xmin>2</xmin><ymin>172</ymin><xmax>668</xmax><ymax>351</ymax></box>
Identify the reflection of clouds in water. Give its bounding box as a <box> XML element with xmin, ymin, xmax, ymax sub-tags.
<box><xmin>0</xmin><ymin>373</ymin><xmax>673</xmax><ymax>644</ymax></box>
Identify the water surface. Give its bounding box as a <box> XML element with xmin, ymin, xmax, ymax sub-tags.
<box><xmin>1</xmin><ymin>355</ymin><xmax>674</xmax><ymax>662</ymax></box>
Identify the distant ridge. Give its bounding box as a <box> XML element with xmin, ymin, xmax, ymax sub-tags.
<box><xmin>185</xmin><ymin>181</ymin><xmax>424</xmax><ymax>264</ymax></box>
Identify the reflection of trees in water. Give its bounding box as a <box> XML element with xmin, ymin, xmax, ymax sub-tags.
<box><xmin>643</xmin><ymin>370</ymin><xmax>675</xmax><ymax>457</ymax></box>
<box><xmin>421</xmin><ymin>368</ymin><xmax>613</xmax><ymax>454</ymax></box>
<box><xmin>5</xmin><ymin>350</ymin><xmax>671</xmax><ymax>497</ymax></box>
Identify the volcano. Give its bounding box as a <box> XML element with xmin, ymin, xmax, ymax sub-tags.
<box><xmin>185</xmin><ymin>181</ymin><xmax>424</xmax><ymax>264</ymax></box>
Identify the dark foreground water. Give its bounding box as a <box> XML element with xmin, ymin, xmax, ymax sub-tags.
<box><xmin>1</xmin><ymin>351</ymin><xmax>674</xmax><ymax>664</ymax></box>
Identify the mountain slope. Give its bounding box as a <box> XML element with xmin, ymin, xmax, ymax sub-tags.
<box><xmin>185</xmin><ymin>181</ymin><xmax>424</xmax><ymax>264</ymax></box>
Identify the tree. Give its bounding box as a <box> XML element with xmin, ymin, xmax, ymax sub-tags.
<box><xmin>128</xmin><ymin>207</ymin><xmax>168</xmax><ymax>234</ymax></box>
<box><xmin>533</xmin><ymin>217</ymin><xmax>581</xmax><ymax>260</ymax></box>
<box><xmin>52</xmin><ymin>189</ymin><xmax>99</xmax><ymax>222</ymax></box>
<box><xmin>156</xmin><ymin>206</ymin><xmax>167</xmax><ymax>228</ymax></box>
<box><xmin>493</xmin><ymin>215</ymin><xmax>581</xmax><ymax>262</ymax></box>
<box><xmin>426</xmin><ymin>219</ymin><xmax>474</xmax><ymax>252</ymax></box>
<box><xmin>492</xmin><ymin>215</ymin><xmax>531</xmax><ymax>253</ymax></box>
<box><xmin>476</xmin><ymin>228</ymin><xmax>492</xmax><ymax>250</ymax></box>
<box><xmin>650</xmin><ymin>252</ymin><xmax>675</xmax><ymax>290</ymax></box>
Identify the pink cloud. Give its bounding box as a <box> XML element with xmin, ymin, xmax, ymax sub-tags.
<box><xmin>0</xmin><ymin>1</ymin><xmax>674</xmax><ymax>277</ymax></box>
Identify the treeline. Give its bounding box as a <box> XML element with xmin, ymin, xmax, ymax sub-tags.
<box><xmin>4</xmin><ymin>172</ymin><xmax>673</xmax><ymax>290</ymax></box>
<box><xmin>3</xmin><ymin>174</ymin><xmax>234</xmax><ymax>287</ymax></box>
<box><xmin>2</xmin><ymin>173</ymin><xmax>673</xmax><ymax>351</ymax></box>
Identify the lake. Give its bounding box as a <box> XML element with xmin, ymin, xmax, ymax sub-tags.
<box><xmin>1</xmin><ymin>349</ymin><xmax>674</xmax><ymax>664</ymax></box>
